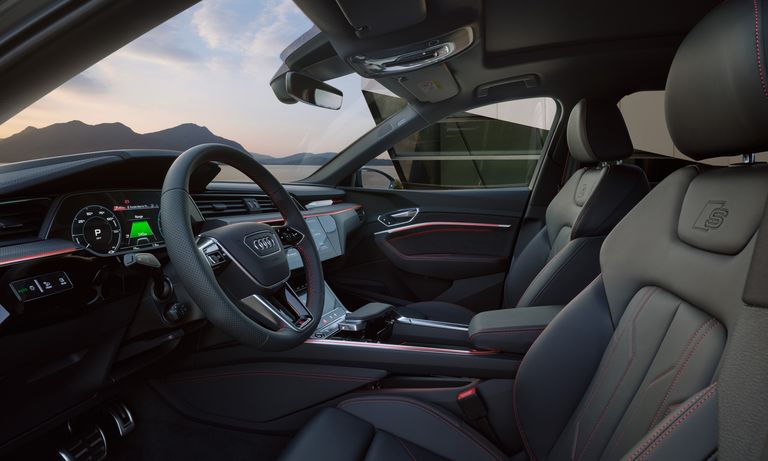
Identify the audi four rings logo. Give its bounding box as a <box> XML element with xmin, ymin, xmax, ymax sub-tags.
<box><xmin>253</xmin><ymin>236</ymin><xmax>276</xmax><ymax>251</ymax></box>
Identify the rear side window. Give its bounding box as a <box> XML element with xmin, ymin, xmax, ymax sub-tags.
<box><xmin>619</xmin><ymin>91</ymin><xmax>762</xmax><ymax>166</ymax></box>
<box><xmin>363</xmin><ymin>91</ymin><xmax>557</xmax><ymax>190</ymax></box>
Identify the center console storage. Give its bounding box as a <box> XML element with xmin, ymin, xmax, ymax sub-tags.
<box><xmin>468</xmin><ymin>306</ymin><xmax>563</xmax><ymax>354</ymax></box>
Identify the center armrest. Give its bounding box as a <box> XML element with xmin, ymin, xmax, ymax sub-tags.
<box><xmin>468</xmin><ymin>305</ymin><xmax>563</xmax><ymax>354</ymax></box>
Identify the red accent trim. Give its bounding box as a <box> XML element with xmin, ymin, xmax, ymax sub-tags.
<box><xmin>389</xmin><ymin>227</ymin><xmax>494</xmax><ymax>243</ymax></box>
<box><xmin>161</xmin><ymin>370</ymin><xmax>373</xmax><ymax>384</ymax></box>
<box><xmin>457</xmin><ymin>387</ymin><xmax>477</xmax><ymax>400</ymax></box>
<box><xmin>305</xmin><ymin>338</ymin><xmax>499</xmax><ymax>356</ymax></box>
<box><xmin>755</xmin><ymin>0</ymin><xmax>768</xmax><ymax>97</ymax></box>
<box><xmin>383</xmin><ymin>221</ymin><xmax>510</xmax><ymax>234</ymax></box>
<box><xmin>0</xmin><ymin>247</ymin><xmax>78</xmax><ymax>267</ymax></box>
<box><xmin>254</xmin><ymin>205</ymin><xmax>362</xmax><ymax>224</ymax></box>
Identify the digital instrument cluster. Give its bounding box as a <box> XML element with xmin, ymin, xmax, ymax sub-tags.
<box><xmin>51</xmin><ymin>191</ymin><xmax>165</xmax><ymax>256</ymax></box>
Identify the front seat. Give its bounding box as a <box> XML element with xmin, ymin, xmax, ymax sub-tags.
<box><xmin>398</xmin><ymin>99</ymin><xmax>649</xmax><ymax>323</ymax></box>
<box><xmin>280</xmin><ymin>1</ymin><xmax>768</xmax><ymax>459</ymax></box>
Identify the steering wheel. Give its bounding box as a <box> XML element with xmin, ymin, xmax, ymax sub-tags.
<box><xmin>160</xmin><ymin>144</ymin><xmax>325</xmax><ymax>351</ymax></box>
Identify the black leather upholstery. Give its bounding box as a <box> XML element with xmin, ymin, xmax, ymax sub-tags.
<box><xmin>567</xmin><ymin>99</ymin><xmax>634</xmax><ymax>163</ymax></box>
<box><xmin>396</xmin><ymin>301</ymin><xmax>477</xmax><ymax>323</ymax></box>
<box><xmin>402</xmin><ymin>99</ymin><xmax>649</xmax><ymax>322</ymax></box>
<box><xmin>666</xmin><ymin>0</ymin><xmax>768</xmax><ymax>159</ymax></box>
<box><xmin>281</xmin><ymin>2</ymin><xmax>768</xmax><ymax>460</ymax></box>
<box><xmin>279</xmin><ymin>396</ymin><xmax>506</xmax><ymax>461</ymax></box>
<box><xmin>468</xmin><ymin>305</ymin><xmax>563</xmax><ymax>354</ymax></box>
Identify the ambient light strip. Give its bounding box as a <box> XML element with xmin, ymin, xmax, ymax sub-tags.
<box><xmin>0</xmin><ymin>247</ymin><xmax>78</xmax><ymax>267</ymax></box>
<box><xmin>305</xmin><ymin>338</ymin><xmax>499</xmax><ymax>356</ymax></box>
<box><xmin>375</xmin><ymin>221</ymin><xmax>512</xmax><ymax>235</ymax></box>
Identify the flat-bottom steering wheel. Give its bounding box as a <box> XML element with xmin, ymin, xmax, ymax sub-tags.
<box><xmin>160</xmin><ymin>144</ymin><xmax>324</xmax><ymax>351</ymax></box>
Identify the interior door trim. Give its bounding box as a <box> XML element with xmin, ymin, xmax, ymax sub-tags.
<box><xmin>375</xmin><ymin>221</ymin><xmax>512</xmax><ymax>235</ymax></box>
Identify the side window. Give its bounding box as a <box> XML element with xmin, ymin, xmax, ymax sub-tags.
<box><xmin>360</xmin><ymin>88</ymin><xmax>557</xmax><ymax>190</ymax></box>
<box><xmin>619</xmin><ymin>90</ymin><xmax>767</xmax><ymax>171</ymax></box>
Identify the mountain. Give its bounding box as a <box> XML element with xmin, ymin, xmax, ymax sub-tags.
<box><xmin>0</xmin><ymin>121</ymin><xmax>246</xmax><ymax>163</ymax></box>
<box><xmin>0</xmin><ymin>120</ymin><xmax>392</xmax><ymax>166</ymax></box>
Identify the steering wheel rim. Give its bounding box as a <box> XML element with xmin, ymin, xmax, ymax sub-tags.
<box><xmin>160</xmin><ymin>143</ymin><xmax>325</xmax><ymax>351</ymax></box>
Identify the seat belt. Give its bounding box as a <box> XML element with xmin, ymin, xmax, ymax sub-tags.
<box><xmin>719</xmin><ymin>200</ymin><xmax>768</xmax><ymax>461</ymax></box>
<box><xmin>456</xmin><ymin>387</ymin><xmax>502</xmax><ymax>447</ymax></box>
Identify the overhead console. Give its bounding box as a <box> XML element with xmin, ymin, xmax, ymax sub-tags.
<box><xmin>346</xmin><ymin>27</ymin><xmax>474</xmax><ymax>77</ymax></box>
<box><xmin>275</xmin><ymin>1</ymin><xmax>479</xmax><ymax>104</ymax></box>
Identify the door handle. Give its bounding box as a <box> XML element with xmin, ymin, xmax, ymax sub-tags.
<box><xmin>378</xmin><ymin>208</ymin><xmax>419</xmax><ymax>227</ymax></box>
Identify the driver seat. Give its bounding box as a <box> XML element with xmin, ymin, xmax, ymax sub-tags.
<box><xmin>280</xmin><ymin>1</ymin><xmax>768</xmax><ymax>459</ymax></box>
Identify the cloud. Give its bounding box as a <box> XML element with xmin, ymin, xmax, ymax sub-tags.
<box><xmin>114</xmin><ymin>12</ymin><xmax>202</xmax><ymax>67</ymax></box>
<box><xmin>192</xmin><ymin>0</ymin><xmax>311</xmax><ymax>66</ymax></box>
<box><xmin>59</xmin><ymin>72</ymin><xmax>109</xmax><ymax>95</ymax></box>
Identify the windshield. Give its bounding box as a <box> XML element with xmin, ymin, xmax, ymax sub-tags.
<box><xmin>0</xmin><ymin>0</ymin><xmax>379</xmax><ymax>182</ymax></box>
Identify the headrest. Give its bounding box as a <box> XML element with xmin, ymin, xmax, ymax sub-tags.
<box><xmin>666</xmin><ymin>0</ymin><xmax>768</xmax><ymax>160</ymax></box>
<box><xmin>566</xmin><ymin>99</ymin><xmax>634</xmax><ymax>163</ymax></box>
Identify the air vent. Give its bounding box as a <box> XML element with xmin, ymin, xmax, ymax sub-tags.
<box><xmin>192</xmin><ymin>194</ymin><xmax>277</xmax><ymax>218</ymax></box>
<box><xmin>0</xmin><ymin>198</ymin><xmax>51</xmax><ymax>246</ymax></box>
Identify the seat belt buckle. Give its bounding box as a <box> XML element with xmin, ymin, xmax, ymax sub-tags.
<box><xmin>457</xmin><ymin>387</ymin><xmax>487</xmax><ymax>421</ymax></box>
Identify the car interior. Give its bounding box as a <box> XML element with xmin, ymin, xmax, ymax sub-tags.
<box><xmin>0</xmin><ymin>0</ymin><xmax>767</xmax><ymax>460</ymax></box>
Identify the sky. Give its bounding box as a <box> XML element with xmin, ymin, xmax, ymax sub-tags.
<box><xmin>0</xmin><ymin>0</ymin><xmax>377</xmax><ymax>156</ymax></box>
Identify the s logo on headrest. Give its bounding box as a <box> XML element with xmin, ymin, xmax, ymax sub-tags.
<box><xmin>693</xmin><ymin>200</ymin><xmax>729</xmax><ymax>231</ymax></box>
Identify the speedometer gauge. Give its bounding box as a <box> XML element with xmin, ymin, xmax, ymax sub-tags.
<box><xmin>71</xmin><ymin>205</ymin><xmax>122</xmax><ymax>254</ymax></box>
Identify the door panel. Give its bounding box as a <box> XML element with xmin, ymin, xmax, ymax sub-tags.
<box><xmin>327</xmin><ymin>187</ymin><xmax>530</xmax><ymax>312</ymax></box>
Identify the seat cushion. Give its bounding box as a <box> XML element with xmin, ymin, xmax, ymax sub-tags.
<box><xmin>279</xmin><ymin>396</ymin><xmax>506</xmax><ymax>461</ymax></box>
<box><xmin>396</xmin><ymin>301</ymin><xmax>476</xmax><ymax>323</ymax></box>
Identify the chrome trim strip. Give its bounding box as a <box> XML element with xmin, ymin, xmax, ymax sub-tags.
<box><xmin>378</xmin><ymin>207</ymin><xmax>419</xmax><ymax>227</ymax></box>
<box><xmin>304</xmin><ymin>338</ymin><xmax>497</xmax><ymax>355</ymax></box>
<box><xmin>375</xmin><ymin>221</ymin><xmax>512</xmax><ymax>235</ymax></box>
<box><xmin>395</xmin><ymin>316</ymin><xmax>469</xmax><ymax>332</ymax></box>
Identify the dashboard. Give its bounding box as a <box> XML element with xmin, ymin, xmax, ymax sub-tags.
<box><xmin>0</xmin><ymin>151</ymin><xmax>362</xmax><ymax>453</ymax></box>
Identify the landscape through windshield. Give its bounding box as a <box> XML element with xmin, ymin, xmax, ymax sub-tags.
<box><xmin>0</xmin><ymin>0</ymin><xmax>385</xmax><ymax>182</ymax></box>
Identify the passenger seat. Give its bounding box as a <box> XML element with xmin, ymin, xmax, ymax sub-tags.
<box><xmin>398</xmin><ymin>99</ymin><xmax>650</xmax><ymax>323</ymax></box>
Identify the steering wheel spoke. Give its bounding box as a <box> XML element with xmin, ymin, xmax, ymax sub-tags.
<box><xmin>275</xmin><ymin>224</ymin><xmax>305</xmax><ymax>247</ymax></box>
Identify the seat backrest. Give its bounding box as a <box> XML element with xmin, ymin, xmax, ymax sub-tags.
<box><xmin>514</xmin><ymin>1</ymin><xmax>768</xmax><ymax>459</ymax></box>
<box><xmin>502</xmin><ymin>100</ymin><xmax>649</xmax><ymax>308</ymax></box>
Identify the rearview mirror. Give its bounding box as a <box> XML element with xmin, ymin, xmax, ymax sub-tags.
<box><xmin>285</xmin><ymin>72</ymin><xmax>343</xmax><ymax>110</ymax></box>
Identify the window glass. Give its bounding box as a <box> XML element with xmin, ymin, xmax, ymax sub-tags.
<box><xmin>0</xmin><ymin>0</ymin><xmax>377</xmax><ymax>182</ymax></box>
<box><xmin>619</xmin><ymin>91</ymin><xmax>766</xmax><ymax>165</ymax></box>
<box><xmin>361</xmin><ymin>89</ymin><xmax>557</xmax><ymax>189</ymax></box>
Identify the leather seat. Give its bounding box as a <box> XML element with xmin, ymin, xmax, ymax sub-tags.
<box><xmin>398</xmin><ymin>99</ymin><xmax>649</xmax><ymax>323</ymax></box>
<box><xmin>280</xmin><ymin>1</ymin><xmax>768</xmax><ymax>459</ymax></box>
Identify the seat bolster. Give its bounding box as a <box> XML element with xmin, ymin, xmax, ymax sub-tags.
<box><xmin>514</xmin><ymin>276</ymin><xmax>615</xmax><ymax>460</ymax></box>
<box><xmin>396</xmin><ymin>301</ymin><xmax>476</xmax><ymax>323</ymax></box>
<box><xmin>339</xmin><ymin>395</ymin><xmax>506</xmax><ymax>461</ymax></box>
<box><xmin>620</xmin><ymin>383</ymin><xmax>718</xmax><ymax>461</ymax></box>
<box><xmin>279</xmin><ymin>408</ymin><xmax>374</xmax><ymax>461</ymax></box>
<box><xmin>502</xmin><ymin>226</ymin><xmax>552</xmax><ymax>308</ymax></box>
<box><xmin>515</xmin><ymin>236</ymin><xmax>603</xmax><ymax>307</ymax></box>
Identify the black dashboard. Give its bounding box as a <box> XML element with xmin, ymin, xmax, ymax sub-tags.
<box><xmin>0</xmin><ymin>150</ymin><xmax>363</xmax><ymax>453</ymax></box>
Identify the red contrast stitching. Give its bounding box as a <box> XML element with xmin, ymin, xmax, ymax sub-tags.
<box><xmin>339</xmin><ymin>397</ymin><xmax>503</xmax><ymax>461</ymax></box>
<box><xmin>469</xmin><ymin>327</ymin><xmax>545</xmax><ymax>340</ymax></box>
<box><xmin>162</xmin><ymin>370</ymin><xmax>373</xmax><ymax>384</ymax></box>
<box><xmin>574</xmin><ymin>288</ymin><xmax>658</xmax><ymax>460</ymax></box>
<box><xmin>648</xmin><ymin>318</ymin><xmax>718</xmax><ymax>429</ymax></box>
<box><xmin>396</xmin><ymin>437</ymin><xmax>418</xmax><ymax>461</ymax></box>
<box><xmin>756</xmin><ymin>0</ymin><xmax>768</xmax><ymax>97</ymax></box>
<box><xmin>626</xmin><ymin>384</ymin><xmax>717</xmax><ymax>461</ymax></box>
